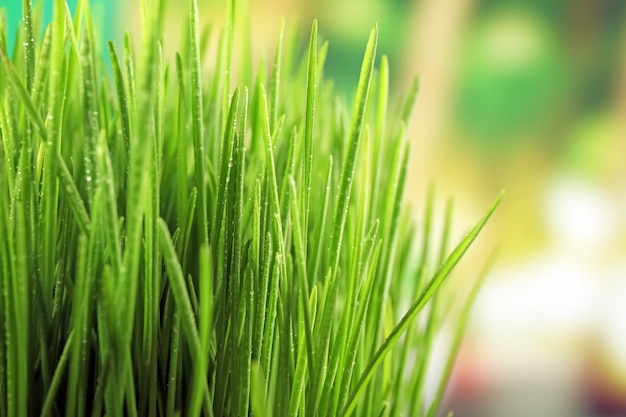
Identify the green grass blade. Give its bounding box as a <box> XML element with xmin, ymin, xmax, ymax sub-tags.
<box><xmin>250</xmin><ymin>362</ymin><xmax>269</xmax><ymax>417</ymax></box>
<box><xmin>54</xmin><ymin>149</ymin><xmax>91</xmax><ymax>235</ymax></box>
<box><xmin>340</xmin><ymin>192</ymin><xmax>503</xmax><ymax>417</ymax></box>
<box><xmin>212</xmin><ymin>88</ymin><xmax>240</xmax><ymax>247</ymax></box>
<box><xmin>288</xmin><ymin>288</ymin><xmax>318</xmax><ymax>417</ymax></box>
<box><xmin>189</xmin><ymin>0</ymin><xmax>209</xmax><ymax>246</ymax></box>
<box><xmin>289</xmin><ymin>176</ymin><xmax>315</xmax><ymax>377</ymax></box>
<box><xmin>39</xmin><ymin>0</ymin><xmax>67</xmax><ymax>339</ymax></box>
<box><xmin>21</xmin><ymin>0</ymin><xmax>35</xmax><ymax>91</ymax></box>
<box><xmin>0</xmin><ymin>49</ymin><xmax>46</xmax><ymax>136</ymax></box>
<box><xmin>302</xmin><ymin>19</ymin><xmax>317</xmax><ymax>251</ymax></box>
<box><xmin>329</xmin><ymin>25</ymin><xmax>377</xmax><ymax>277</ymax></box>
<box><xmin>259</xmin><ymin>84</ymin><xmax>287</xmax><ymax>276</ymax></box>
<box><xmin>260</xmin><ymin>251</ymin><xmax>282</xmax><ymax>378</ymax></box>
<box><xmin>334</xmin><ymin>223</ymin><xmax>381</xmax><ymax>415</ymax></box>
<box><xmin>311</xmin><ymin>267</ymin><xmax>337</xmax><ymax>416</ymax></box>
<box><xmin>40</xmin><ymin>331</ymin><xmax>74</xmax><ymax>417</ymax></box>
<box><xmin>400</xmin><ymin>76</ymin><xmax>420</xmax><ymax>127</ymax></box>
<box><xmin>238</xmin><ymin>267</ymin><xmax>254</xmax><ymax>417</ymax></box>
<box><xmin>107</xmin><ymin>41</ymin><xmax>131</xmax><ymax>154</ymax></box>
<box><xmin>157</xmin><ymin>218</ymin><xmax>213</xmax><ymax>415</ymax></box>
<box><xmin>269</xmin><ymin>18</ymin><xmax>284</xmax><ymax>130</ymax></box>
<box><xmin>79</xmin><ymin>8</ymin><xmax>99</xmax><ymax>205</ymax></box>
<box><xmin>7</xmin><ymin>201</ymin><xmax>29</xmax><ymax>417</ymax></box>
<box><xmin>189</xmin><ymin>244</ymin><xmax>214</xmax><ymax>417</ymax></box>
<box><xmin>65</xmin><ymin>233</ymin><xmax>89</xmax><ymax>417</ymax></box>
<box><xmin>309</xmin><ymin>156</ymin><xmax>332</xmax><ymax>281</ymax></box>
<box><xmin>96</xmin><ymin>131</ymin><xmax>123</xmax><ymax>275</ymax></box>
<box><xmin>253</xmin><ymin>230</ymin><xmax>272</xmax><ymax>362</ymax></box>
<box><xmin>165</xmin><ymin>311</ymin><xmax>181</xmax><ymax>417</ymax></box>
<box><xmin>425</xmin><ymin>248</ymin><xmax>500</xmax><ymax>417</ymax></box>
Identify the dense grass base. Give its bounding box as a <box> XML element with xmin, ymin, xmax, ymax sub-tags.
<box><xmin>0</xmin><ymin>0</ymin><xmax>501</xmax><ymax>416</ymax></box>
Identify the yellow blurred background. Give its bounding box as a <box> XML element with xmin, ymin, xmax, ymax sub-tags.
<box><xmin>6</xmin><ymin>0</ymin><xmax>625</xmax><ymax>415</ymax></box>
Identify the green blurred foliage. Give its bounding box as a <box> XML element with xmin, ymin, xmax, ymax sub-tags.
<box><xmin>454</xmin><ymin>0</ymin><xmax>626</xmax><ymax>152</ymax></box>
<box><xmin>317</xmin><ymin>0</ymin><xmax>411</xmax><ymax>96</ymax></box>
<box><xmin>455</xmin><ymin>7</ymin><xmax>565</xmax><ymax>147</ymax></box>
<box><xmin>3</xmin><ymin>0</ymin><xmax>119</xmax><ymax>54</ymax></box>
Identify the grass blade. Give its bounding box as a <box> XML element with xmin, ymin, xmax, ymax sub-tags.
<box><xmin>329</xmin><ymin>25</ymin><xmax>377</xmax><ymax>278</ymax></box>
<box><xmin>340</xmin><ymin>192</ymin><xmax>503</xmax><ymax>417</ymax></box>
<box><xmin>425</xmin><ymin>248</ymin><xmax>500</xmax><ymax>417</ymax></box>
<box><xmin>158</xmin><ymin>218</ymin><xmax>213</xmax><ymax>415</ymax></box>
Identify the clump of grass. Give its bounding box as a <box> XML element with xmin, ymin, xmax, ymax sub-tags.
<box><xmin>0</xmin><ymin>0</ymin><xmax>502</xmax><ymax>416</ymax></box>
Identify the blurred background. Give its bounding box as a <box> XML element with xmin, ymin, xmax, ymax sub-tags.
<box><xmin>4</xmin><ymin>0</ymin><xmax>626</xmax><ymax>415</ymax></box>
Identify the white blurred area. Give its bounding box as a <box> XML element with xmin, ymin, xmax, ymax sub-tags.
<box><xmin>451</xmin><ymin>174</ymin><xmax>626</xmax><ymax>417</ymax></box>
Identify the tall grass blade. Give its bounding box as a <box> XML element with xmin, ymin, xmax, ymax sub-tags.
<box><xmin>329</xmin><ymin>25</ymin><xmax>377</xmax><ymax>278</ymax></box>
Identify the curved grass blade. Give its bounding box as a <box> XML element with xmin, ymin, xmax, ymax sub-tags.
<box><xmin>0</xmin><ymin>49</ymin><xmax>46</xmax><ymax>136</ymax></box>
<box><xmin>157</xmin><ymin>218</ymin><xmax>213</xmax><ymax>416</ymax></box>
<box><xmin>340</xmin><ymin>191</ymin><xmax>503</xmax><ymax>417</ymax></box>
<box><xmin>425</xmin><ymin>248</ymin><xmax>500</xmax><ymax>417</ymax></box>
<box><xmin>40</xmin><ymin>331</ymin><xmax>74</xmax><ymax>417</ymax></box>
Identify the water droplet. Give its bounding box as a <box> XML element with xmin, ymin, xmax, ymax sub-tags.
<box><xmin>85</xmin><ymin>176</ymin><xmax>92</xmax><ymax>182</ymax></box>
